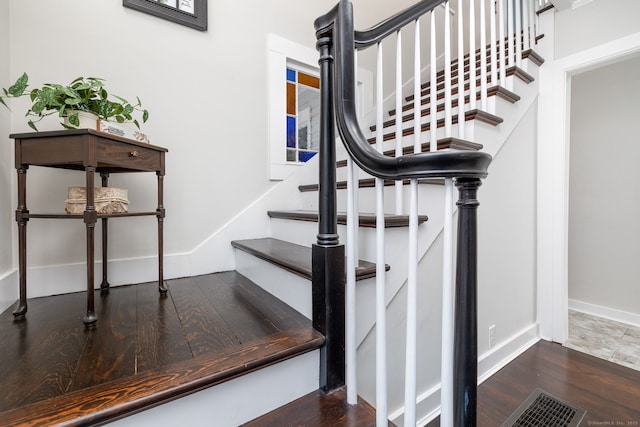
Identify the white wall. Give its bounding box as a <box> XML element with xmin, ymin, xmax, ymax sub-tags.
<box><xmin>569</xmin><ymin>56</ymin><xmax>640</xmax><ymax>316</ymax></box>
<box><xmin>554</xmin><ymin>0</ymin><xmax>640</xmax><ymax>59</ymax></box>
<box><xmin>0</xmin><ymin>1</ymin><xmax>432</xmax><ymax>305</ymax></box>
<box><xmin>2</xmin><ymin>0</ymin><xmax>350</xmax><ymax>300</ymax></box>
<box><xmin>0</xmin><ymin>1</ymin><xmax>17</xmax><ymax>311</ymax></box>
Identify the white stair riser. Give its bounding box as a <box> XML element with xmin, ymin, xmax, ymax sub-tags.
<box><xmin>299</xmin><ymin>181</ymin><xmax>446</xmax><ymax>214</ymax></box>
<box><xmin>235</xmin><ymin>248</ymin><xmax>313</xmax><ymax>319</ymax></box>
<box><xmin>108</xmin><ymin>350</ymin><xmax>319</xmax><ymax>427</ymax></box>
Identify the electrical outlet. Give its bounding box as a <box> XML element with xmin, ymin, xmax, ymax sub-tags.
<box><xmin>489</xmin><ymin>325</ymin><xmax>496</xmax><ymax>348</ymax></box>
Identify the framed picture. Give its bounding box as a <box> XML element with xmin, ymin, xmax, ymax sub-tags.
<box><xmin>123</xmin><ymin>0</ymin><xmax>207</xmax><ymax>31</ymax></box>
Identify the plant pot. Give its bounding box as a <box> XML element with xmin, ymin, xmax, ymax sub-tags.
<box><xmin>64</xmin><ymin>111</ymin><xmax>99</xmax><ymax>130</ymax></box>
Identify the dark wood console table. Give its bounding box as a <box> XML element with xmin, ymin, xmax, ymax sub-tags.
<box><xmin>11</xmin><ymin>129</ymin><xmax>168</xmax><ymax>327</ymax></box>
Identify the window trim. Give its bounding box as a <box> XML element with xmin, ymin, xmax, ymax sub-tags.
<box><xmin>268</xmin><ymin>35</ymin><xmax>320</xmax><ymax>181</ymax></box>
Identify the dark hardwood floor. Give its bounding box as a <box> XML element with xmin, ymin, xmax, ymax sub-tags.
<box><xmin>3</xmin><ymin>272</ymin><xmax>640</xmax><ymax>426</ymax></box>
<box><xmin>0</xmin><ymin>271</ymin><xmax>323</xmax><ymax>426</ymax></box>
<box><xmin>429</xmin><ymin>339</ymin><xmax>640</xmax><ymax>426</ymax></box>
<box><xmin>242</xmin><ymin>386</ymin><xmax>384</xmax><ymax>427</ymax></box>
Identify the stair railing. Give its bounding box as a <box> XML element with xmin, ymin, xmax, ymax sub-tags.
<box><xmin>312</xmin><ymin>0</ymin><xmax>539</xmax><ymax>424</ymax></box>
<box><xmin>313</xmin><ymin>1</ymin><xmax>494</xmax><ymax>426</ymax></box>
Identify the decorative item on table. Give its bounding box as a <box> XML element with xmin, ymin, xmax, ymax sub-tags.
<box><xmin>65</xmin><ymin>187</ymin><xmax>129</xmax><ymax>215</ymax></box>
<box><xmin>98</xmin><ymin>119</ymin><xmax>151</xmax><ymax>144</ymax></box>
<box><xmin>0</xmin><ymin>73</ymin><xmax>149</xmax><ymax>132</ymax></box>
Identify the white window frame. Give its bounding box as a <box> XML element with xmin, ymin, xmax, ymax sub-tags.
<box><xmin>267</xmin><ymin>34</ymin><xmax>373</xmax><ymax>181</ymax></box>
<box><xmin>268</xmin><ymin>34</ymin><xmax>320</xmax><ymax>181</ymax></box>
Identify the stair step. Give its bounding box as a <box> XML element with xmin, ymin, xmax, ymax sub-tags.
<box><xmin>537</xmin><ymin>3</ymin><xmax>554</xmax><ymax>14</ymax></box>
<box><xmin>367</xmin><ymin>109</ymin><xmax>503</xmax><ymax>144</ymax></box>
<box><xmin>375</xmin><ymin>86</ymin><xmax>519</xmax><ymax>131</ymax></box>
<box><xmin>231</xmin><ymin>237</ymin><xmax>388</xmax><ymax>281</ymax></box>
<box><xmin>405</xmin><ymin>76</ymin><xmax>492</xmax><ymax>104</ymax></box>
<box><xmin>405</xmin><ymin>62</ymin><xmax>533</xmax><ymax>106</ymax></box>
<box><xmin>506</xmin><ymin>65</ymin><xmax>535</xmax><ymax>83</ymax></box>
<box><xmin>267</xmin><ymin>210</ymin><xmax>428</xmax><ymax>229</ymax></box>
<box><xmin>392</xmin><ymin>85</ymin><xmax>520</xmax><ymax>118</ymax></box>
<box><xmin>522</xmin><ymin>48</ymin><xmax>545</xmax><ymax>66</ymax></box>
<box><xmin>336</xmin><ymin>137</ymin><xmax>482</xmax><ymax>168</ymax></box>
<box><xmin>241</xmin><ymin>386</ymin><xmax>392</xmax><ymax>427</ymax></box>
<box><xmin>299</xmin><ymin>177</ymin><xmax>444</xmax><ymax>192</ymax></box>
<box><xmin>0</xmin><ymin>273</ymin><xmax>324</xmax><ymax>426</ymax></box>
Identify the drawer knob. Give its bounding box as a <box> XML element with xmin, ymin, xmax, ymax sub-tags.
<box><xmin>129</xmin><ymin>151</ymin><xmax>139</xmax><ymax>157</ymax></box>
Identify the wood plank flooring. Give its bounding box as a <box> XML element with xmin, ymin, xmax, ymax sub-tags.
<box><xmin>242</xmin><ymin>386</ymin><xmax>385</xmax><ymax>427</ymax></box>
<box><xmin>427</xmin><ymin>339</ymin><xmax>640</xmax><ymax>426</ymax></box>
<box><xmin>0</xmin><ymin>271</ymin><xmax>324</xmax><ymax>426</ymax></box>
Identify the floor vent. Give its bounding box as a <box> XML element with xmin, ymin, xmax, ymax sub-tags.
<box><xmin>501</xmin><ymin>388</ymin><xmax>586</xmax><ymax>427</ymax></box>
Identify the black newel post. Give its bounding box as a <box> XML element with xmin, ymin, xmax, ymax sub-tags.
<box><xmin>312</xmin><ymin>33</ymin><xmax>346</xmax><ymax>392</ymax></box>
<box><xmin>453</xmin><ymin>178</ymin><xmax>482</xmax><ymax>427</ymax></box>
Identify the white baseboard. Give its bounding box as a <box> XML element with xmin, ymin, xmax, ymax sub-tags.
<box><xmin>389</xmin><ymin>323</ymin><xmax>540</xmax><ymax>427</ymax></box>
<box><xmin>16</xmin><ymin>252</ymin><xmax>191</xmax><ymax>300</ymax></box>
<box><xmin>569</xmin><ymin>299</ymin><xmax>640</xmax><ymax>328</ymax></box>
<box><xmin>0</xmin><ymin>269</ymin><xmax>18</xmax><ymax>314</ymax></box>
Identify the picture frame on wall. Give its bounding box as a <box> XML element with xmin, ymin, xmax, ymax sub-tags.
<box><xmin>123</xmin><ymin>0</ymin><xmax>207</xmax><ymax>31</ymax></box>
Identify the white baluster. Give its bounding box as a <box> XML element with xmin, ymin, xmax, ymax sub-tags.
<box><xmin>430</xmin><ymin>10</ymin><xmax>438</xmax><ymax>147</ymax></box>
<box><xmin>375</xmin><ymin>41</ymin><xmax>387</xmax><ymax>427</ymax></box>
<box><xmin>444</xmin><ymin>1</ymin><xmax>452</xmax><ymax>136</ymax></box>
<box><xmin>515</xmin><ymin>0</ymin><xmax>522</xmax><ymax>67</ymax></box>
<box><xmin>415</xmin><ymin>21</ymin><xmax>422</xmax><ymax>154</ymax></box>
<box><xmin>530</xmin><ymin>0</ymin><xmax>536</xmax><ymax>47</ymax></box>
<box><xmin>404</xmin><ymin>18</ymin><xmax>422</xmax><ymax>427</ymax></box>
<box><xmin>457</xmin><ymin>0</ymin><xmax>465</xmax><ymax>139</ymax></box>
<box><xmin>507</xmin><ymin>0</ymin><xmax>514</xmax><ymax>68</ymax></box>
<box><xmin>490</xmin><ymin>0</ymin><xmax>498</xmax><ymax>88</ymax></box>
<box><xmin>346</xmin><ymin>48</ymin><xmax>361</xmax><ymax>407</ymax></box>
<box><xmin>395</xmin><ymin>30</ymin><xmax>404</xmax><ymax>215</ymax></box>
<box><xmin>469</xmin><ymin>0</ymin><xmax>477</xmax><ymax>110</ymax></box>
<box><xmin>499</xmin><ymin>0</ymin><xmax>507</xmax><ymax>85</ymax></box>
<box><xmin>441</xmin><ymin>177</ymin><xmax>455</xmax><ymax>427</ymax></box>
<box><xmin>346</xmin><ymin>158</ymin><xmax>357</xmax><ymax>406</ymax></box>
<box><xmin>353</xmin><ymin>51</ymin><xmax>360</xmax><ymax>267</ymax></box>
<box><xmin>523</xmin><ymin>0</ymin><xmax>531</xmax><ymax>51</ymax></box>
<box><xmin>479</xmin><ymin>0</ymin><xmax>488</xmax><ymax>111</ymax></box>
<box><xmin>404</xmin><ymin>177</ymin><xmax>419</xmax><ymax>427</ymax></box>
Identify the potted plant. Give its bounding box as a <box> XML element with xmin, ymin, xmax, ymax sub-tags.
<box><xmin>0</xmin><ymin>72</ymin><xmax>149</xmax><ymax>131</ymax></box>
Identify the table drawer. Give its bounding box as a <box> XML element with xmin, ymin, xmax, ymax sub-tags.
<box><xmin>95</xmin><ymin>141</ymin><xmax>161</xmax><ymax>171</ymax></box>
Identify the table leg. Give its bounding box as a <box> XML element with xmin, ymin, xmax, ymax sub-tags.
<box><xmin>100</xmin><ymin>173</ymin><xmax>111</xmax><ymax>293</ymax></box>
<box><xmin>13</xmin><ymin>167</ymin><xmax>29</xmax><ymax>318</ymax></box>
<box><xmin>157</xmin><ymin>172</ymin><xmax>167</xmax><ymax>294</ymax></box>
<box><xmin>83</xmin><ymin>167</ymin><xmax>98</xmax><ymax>327</ymax></box>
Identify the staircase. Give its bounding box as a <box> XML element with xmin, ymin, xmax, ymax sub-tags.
<box><xmin>233</xmin><ymin>2</ymin><xmax>546</xmax><ymax>426</ymax></box>
<box><xmin>100</xmin><ymin>1</ymin><xmax>548</xmax><ymax>425</ymax></box>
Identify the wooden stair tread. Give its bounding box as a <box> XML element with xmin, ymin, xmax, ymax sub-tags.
<box><xmin>0</xmin><ymin>273</ymin><xmax>323</xmax><ymax>426</ymax></box>
<box><xmin>404</xmin><ymin>60</ymin><xmax>536</xmax><ymax>106</ymax></box>
<box><xmin>267</xmin><ymin>210</ymin><xmax>428</xmax><ymax>228</ymax></box>
<box><xmin>522</xmin><ymin>48</ymin><xmax>545</xmax><ymax>66</ymax></box>
<box><xmin>232</xmin><ymin>237</ymin><xmax>388</xmax><ymax>281</ymax></box>
<box><xmin>386</xmin><ymin>85</ymin><xmax>519</xmax><ymax>124</ymax></box>
<box><xmin>367</xmin><ymin>109</ymin><xmax>503</xmax><ymax>144</ymax></box>
<box><xmin>241</xmin><ymin>386</ymin><xmax>394</xmax><ymax>427</ymax></box>
<box><xmin>299</xmin><ymin>177</ymin><xmax>445</xmax><ymax>192</ymax></box>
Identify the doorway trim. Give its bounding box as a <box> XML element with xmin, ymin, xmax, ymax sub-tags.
<box><xmin>537</xmin><ymin>32</ymin><xmax>640</xmax><ymax>343</ymax></box>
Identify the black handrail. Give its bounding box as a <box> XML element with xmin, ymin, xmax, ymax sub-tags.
<box><xmin>315</xmin><ymin>0</ymin><xmax>492</xmax><ymax>181</ymax></box>
<box><xmin>354</xmin><ymin>0</ymin><xmax>445</xmax><ymax>48</ymax></box>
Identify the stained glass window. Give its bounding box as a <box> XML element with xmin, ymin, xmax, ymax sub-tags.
<box><xmin>286</xmin><ymin>67</ymin><xmax>320</xmax><ymax>163</ymax></box>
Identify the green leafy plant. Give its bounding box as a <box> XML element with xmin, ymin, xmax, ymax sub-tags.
<box><xmin>0</xmin><ymin>73</ymin><xmax>149</xmax><ymax>131</ymax></box>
